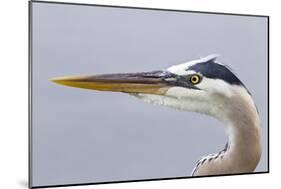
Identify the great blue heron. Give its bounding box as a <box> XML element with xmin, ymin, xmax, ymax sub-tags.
<box><xmin>51</xmin><ymin>55</ymin><xmax>261</xmax><ymax>176</ymax></box>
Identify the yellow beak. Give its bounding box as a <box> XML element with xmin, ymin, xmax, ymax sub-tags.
<box><xmin>51</xmin><ymin>71</ymin><xmax>171</xmax><ymax>95</ymax></box>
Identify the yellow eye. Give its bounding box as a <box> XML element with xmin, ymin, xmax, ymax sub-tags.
<box><xmin>190</xmin><ymin>74</ymin><xmax>201</xmax><ymax>84</ymax></box>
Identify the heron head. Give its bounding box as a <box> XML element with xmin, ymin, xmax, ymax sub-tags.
<box><xmin>51</xmin><ymin>55</ymin><xmax>249</xmax><ymax>117</ymax></box>
<box><xmin>162</xmin><ymin>54</ymin><xmax>246</xmax><ymax>99</ymax></box>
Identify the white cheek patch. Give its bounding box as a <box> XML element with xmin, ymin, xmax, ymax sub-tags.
<box><xmin>166</xmin><ymin>86</ymin><xmax>206</xmax><ymax>100</ymax></box>
<box><xmin>198</xmin><ymin>77</ymin><xmax>233</xmax><ymax>98</ymax></box>
<box><xmin>133</xmin><ymin>89</ymin><xmax>219</xmax><ymax>116</ymax></box>
<box><xmin>166</xmin><ymin>87</ymin><xmax>190</xmax><ymax>99</ymax></box>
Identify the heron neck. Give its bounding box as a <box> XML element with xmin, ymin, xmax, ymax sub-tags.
<box><xmin>222</xmin><ymin>96</ymin><xmax>262</xmax><ymax>174</ymax></box>
<box><xmin>193</xmin><ymin>89</ymin><xmax>262</xmax><ymax>176</ymax></box>
<box><xmin>224</xmin><ymin>113</ymin><xmax>261</xmax><ymax>171</ymax></box>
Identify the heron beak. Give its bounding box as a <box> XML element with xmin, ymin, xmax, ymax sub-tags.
<box><xmin>51</xmin><ymin>71</ymin><xmax>171</xmax><ymax>95</ymax></box>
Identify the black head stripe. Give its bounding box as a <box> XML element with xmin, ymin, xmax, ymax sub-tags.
<box><xmin>188</xmin><ymin>60</ymin><xmax>244</xmax><ymax>86</ymax></box>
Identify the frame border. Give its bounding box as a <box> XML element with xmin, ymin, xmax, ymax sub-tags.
<box><xmin>28</xmin><ymin>0</ymin><xmax>270</xmax><ymax>188</ymax></box>
<box><xmin>28</xmin><ymin>1</ymin><xmax>33</xmax><ymax>188</ymax></box>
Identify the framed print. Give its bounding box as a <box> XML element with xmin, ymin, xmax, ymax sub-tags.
<box><xmin>29</xmin><ymin>1</ymin><xmax>269</xmax><ymax>188</ymax></box>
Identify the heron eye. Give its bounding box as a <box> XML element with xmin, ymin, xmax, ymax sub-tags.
<box><xmin>190</xmin><ymin>74</ymin><xmax>201</xmax><ymax>85</ymax></box>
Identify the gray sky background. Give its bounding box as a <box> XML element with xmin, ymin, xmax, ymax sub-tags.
<box><xmin>31</xmin><ymin>2</ymin><xmax>268</xmax><ymax>187</ymax></box>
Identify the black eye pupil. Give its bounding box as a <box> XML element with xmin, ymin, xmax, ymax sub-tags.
<box><xmin>190</xmin><ymin>75</ymin><xmax>200</xmax><ymax>84</ymax></box>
